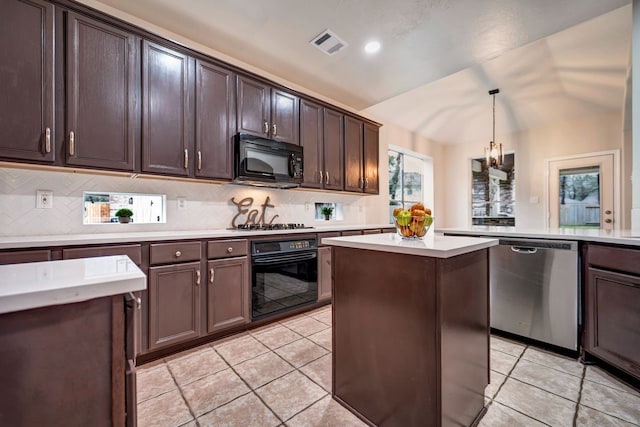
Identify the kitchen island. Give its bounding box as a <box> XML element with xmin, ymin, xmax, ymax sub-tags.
<box><xmin>0</xmin><ymin>256</ymin><xmax>146</xmax><ymax>426</ymax></box>
<box><xmin>322</xmin><ymin>233</ymin><xmax>498</xmax><ymax>427</ymax></box>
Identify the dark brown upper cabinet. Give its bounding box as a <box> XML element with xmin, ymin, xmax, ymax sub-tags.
<box><xmin>300</xmin><ymin>99</ymin><xmax>344</xmax><ymax>190</ymax></box>
<box><xmin>142</xmin><ymin>41</ymin><xmax>194</xmax><ymax>176</ymax></box>
<box><xmin>363</xmin><ymin>122</ymin><xmax>380</xmax><ymax>194</ymax></box>
<box><xmin>195</xmin><ymin>60</ymin><xmax>235</xmax><ymax>180</ymax></box>
<box><xmin>344</xmin><ymin>116</ymin><xmax>380</xmax><ymax>194</ymax></box>
<box><xmin>0</xmin><ymin>0</ymin><xmax>55</xmax><ymax>163</ymax></box>
<box><xmin>66</xmin><ymin>12</ymin><xmax>138</xmax><ymax>171</ymax></box>
<box><xmin>237</xmin><ymin>75</ymin><xmax>299</xmax><ymax>145</ymax></box>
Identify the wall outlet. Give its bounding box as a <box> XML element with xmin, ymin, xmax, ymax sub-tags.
<box><xmin>36</xmin><ymin>190</ymin><xmax>53</xmax><ymax>209</ymax></box>
<box><xmin>177</xmin><ymin>197</ymin><xmax>187</xmax><ymax>209</ymax></box>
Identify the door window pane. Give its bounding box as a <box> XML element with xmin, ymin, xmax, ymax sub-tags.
<box><xmin>559</xmin><ymin>167</ymin><xmax>600</xmax><ymax>229</ymax></box>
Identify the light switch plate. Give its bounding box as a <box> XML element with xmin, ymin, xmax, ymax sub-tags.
<box><xmin>177</xmin><ymin>197</ymin><xmax>187</xmax><ymax>209</ymax></box>
<box><xmin>37</xmin><ymin>190</ymin><xmax>53</xmax><ymax>209</ymax></box>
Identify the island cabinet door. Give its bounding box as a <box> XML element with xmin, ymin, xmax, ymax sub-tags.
<box><xmin>66</xmin><ymin>12</ymin><xmax>138</xmax><ymax>171</ymax></box>
<box><xmin>207</xmin><ymin>257</ymin><xmax>250</xmax><ymax>334</ymax></box>
<box><xmin>148</xmin><ymin>261</ymin><xmax>202</xmax><ymax>350</ymax></box>
<box><xmin>0</xmin><ymin>0</ymin><xmax>54</xmax><ymax>163</ymax></box>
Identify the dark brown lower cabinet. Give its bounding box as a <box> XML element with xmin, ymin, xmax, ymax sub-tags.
<box><xmin>207</xmin><ymin>257</ymin><xmax>250</xmax><ymax>333</ymax></box>
<box><xmin>148</xmin><ymin>261</ymin><xmax>202</xmax><ymax>351</ymax></box>
<box><xmin>317</xmin><ymin>246</ymin><xmax>332</xmax><ymax>302</ymax></box>
<box><xmin>0</xmin><ymin>249</ymin><xmax>51</xmax><ymax>265</ymax></box>
<box><xmin>585</xmin><ymin>266</ymin><xmax>640</xmax><ymax>379</ymax></box>
<box><xmin>0</xmin><ymin>295</ymin><xmax>133</xmax><ymax>426</ymax></box>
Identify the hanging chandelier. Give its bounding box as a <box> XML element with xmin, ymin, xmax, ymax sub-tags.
<box><xmin>485</xmin><ymin>88</ymin><xmax>504</xmax><ymax>169</ymax></box>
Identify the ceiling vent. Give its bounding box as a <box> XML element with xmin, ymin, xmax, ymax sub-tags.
<box><xmin>310</xmin><ymin>29</ymin><xmax>348</xmax><ymax>56</ymax></box>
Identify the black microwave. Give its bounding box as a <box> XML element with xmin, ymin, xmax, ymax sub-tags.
<box><xmin>234</xmin><ymin>133</ymin><xmax>303</xmax><ymax>188</ymax></box>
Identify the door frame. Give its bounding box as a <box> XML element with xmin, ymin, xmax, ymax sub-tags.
<box><xmin>544</xmin><ymin>150</ymin><xmax>620</xmax><ymax>230</ymax></box>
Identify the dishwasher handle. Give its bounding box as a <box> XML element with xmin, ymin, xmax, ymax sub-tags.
<box><xmin>511</xmin><ymin>246</ymin><xmax>538</xmax><ymax>254</ymax></box>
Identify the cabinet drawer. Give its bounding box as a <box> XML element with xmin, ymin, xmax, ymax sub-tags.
<box><xmin>63</xmin><ymin>244</ymin><xmax>142</xmax><ymax>265</ymax></box>
<box><xmin>382</xmin><ymin>227</ymin><xmax>396</xmax><ymax>234</ymax></box>
<box><xmin>363</xmin><ymin>229</ymin><xmax>382</xmax><ymax>235</ymax></box>
<box><xmin>150</xmin><ymin>242</ymin><xmax>201</xmax><ymax>265</ymax></box>
<box><xmin>0</xmin><ymin>250</ymin><xmax>51</xmax><ymax>265</ymax></box>
<box><xmin>341</xmin><ymin>230</ymin><xmax>362</xmax><ymax>236</ymax></box>
<box><xmin>587</xmin><ymin>244</ymin><xmax>640</xmax><ymax>276</ymax></box>
<box><xmin>207</xmin><ymin>240</ymin><xmax>247</xmax><ymax>259</ymax></box>
<box><xmin>317</xmin><ymin>232</ymin><xmax>340</xmax><ymax>246</ymax></box>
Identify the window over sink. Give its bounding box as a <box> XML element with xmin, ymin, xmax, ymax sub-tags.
<box><xmin>83</xmin><ymin>192</ymin><xmax>166</xmax><ymax>224</ymax></box>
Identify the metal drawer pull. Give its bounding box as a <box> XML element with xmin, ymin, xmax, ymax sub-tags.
<box><xmin>175</xmin><ymin>250</ymin><xmax>182</xmax><ymax>257</ymax></box>
<box><xmin>272</xmin><ymin>123</ymin><xmax>277</xmax><ymax>136</ymax></box>
<box><xmin>227</xmin><ymin>247</ymin><xmax>233</xmax><ymax>253</ymax></box>
<box><xmin>196</xmin><ymin>270</ymin><xmax>201</xmax><ymax>285</ymax></box>
<box><xmin>44</xmin><ymin>128</ymin><xmax>51</xmax><ymax>153</ymax></box>
<box><xmin>209</xmin><ymin>268</ymin><xmax>214</xmax><ymax>283</ymax></box>
<box><xmin>197</xmin><ymin>151</ymin><xmax>202</xmax><ymax>170</ymax></box>
<box><xmin>263</xmin><ymin>121</ymin><xmax>269</xmax><ymax>134</ymax></box>
<box><xmin>184</xmin><ymin>149</ymin><xmax>188</xmax><ymax>169</ymax></box>
<box><xmin>69</xmin><ymin>131</ymin><xmax>75</xmax><ymax>156</ymax></box>
<box><xmin>319</xmin><ymin>171</ymin><xmax>324</xmax><ymax>183</ymax></box>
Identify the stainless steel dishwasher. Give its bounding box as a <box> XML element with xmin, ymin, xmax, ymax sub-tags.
<box><xmin>490</xmin><ymin>238</ymin><xmax>578</xmax><ymax>351</ymax></box>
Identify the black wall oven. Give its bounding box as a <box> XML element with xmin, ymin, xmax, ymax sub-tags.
<box><xmin>251</xmin><ymin>237</ymin><xmax>318</xmax><ymax>320</ymax></box>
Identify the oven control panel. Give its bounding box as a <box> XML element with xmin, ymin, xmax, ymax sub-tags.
<box><xmin>253</xmin><ymin>237</ymin><xmax>317</xmax><ymax>255</ymax></box>
<box><xmin>289</xmin><ymin>241</ymin><xmax>310</xmax><ymax>249</ymax></box>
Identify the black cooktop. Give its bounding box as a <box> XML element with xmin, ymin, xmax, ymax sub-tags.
<box><xmin>231</xmin><ymin>223</ymin><xmax>313</xmax><ymax>231</ymax></box>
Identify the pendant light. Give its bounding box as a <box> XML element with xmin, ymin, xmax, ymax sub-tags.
<box><xmin>485</xmin><ymin>88</ymin><xmax>504</xmax><ymax>168</ymax></box>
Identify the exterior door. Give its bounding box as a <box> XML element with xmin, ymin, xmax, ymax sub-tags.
<box><xmin>344</xmin><ymin>116</ymin><xmax>364</xmax><ymax>192</ymax></box>
<box><xmin>0</xmin><ymin>0</ymin><xmax>54</xmax><ymax>162</ymax></box>
<box><xmin>237</xmin><ymin>75</ymin><xmax>270</xmax><ymax>138</ymax></box>
<box><xmin>324</xmin><ymin>108</ymin><xmax>344</xmax><ymax>191</ymax></box>
<box><xmin>195</xmin><ymin>59</ymin><xmax>235</xmax><ymax>179</ymax></box>
<box><xmin>271</xmin><ymin>88</ymin><xmax>299</xmax><ymax>144</ymax></box>
<box><xmin>548</xmin><ymin>152</ymin><xmax>616</xmax><ymax>230</ymax></box>
<box><xmin>142</xmin><ymin>41</ymin><xmax>193</xmax><ymax>176</ymax></box>
<box><xmin>207</xmin><ymin>257</ymin><xmax>250</xmax><ymax>333</ymax></box>
<box><xmin>66</xmin><ymin>12</ymin><xmax>137</xmax><ymax>171</ymax></box>
<box><xmin>300</xmin><ymin>99</ymin><xmax>324</xmax><ymax>188</ymax></box>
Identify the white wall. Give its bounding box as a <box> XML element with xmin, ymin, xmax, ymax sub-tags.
<box><xmin>441</xmin><ymin>112</ymin><xmax>623</xmax><ymax>228</ymax></box>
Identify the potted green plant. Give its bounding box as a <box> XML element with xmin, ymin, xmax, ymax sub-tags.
<box><xmin>114</xmin><ymin>208</ymin><xmax>133</xmax><ymax>224</ymax></box>
<box><xmin>320</xmin><ymin>206</ymin><xmax>334</xmax><ymax>221</ymax></box>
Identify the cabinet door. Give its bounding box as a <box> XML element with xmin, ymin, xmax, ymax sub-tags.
<box><xmin>585</xmin><ymin>267</ymin><xmax>640</xmax><ymax>378</ymax></box>
<box><xmin>0</xmin><ymin>0</ymin><xmax>54</xmax><ymax>162</ymax></box>
<box><xmin>300</xmin><ymin>99</ymin><xmax>324</xmax><ymax>188</ymax></box>
<box><xmin>142</xmin><ymin>41</ymin><xmax>193</xmax><ymax>176</ymax></box>
<box><xmin>66</xmin><ymin>13</ymin><xmax>137</xmax><ymax>171</ymax></box>
<box><xmin>271</xmin><ymin>88</ymin><xmax>299</xmax><ymax>144</ymax></box>
<box><xmin>363</xmin><ymin>123</ymin><xmax>379</xmax><ymax>194</ymax></box>
<box><xmin>237</xmin><ymin>75</ymin><xmax>269</xmax><ymax>138</ymax></box>
<box><xmin>195</xmin><ymin>59</ymin><xmax>235</xmax><ymax>179</ymax></box>
<box><xmin>207</xmin><ymin>257</ymin><xmax>250</xmax><ymax>333</ymax></box>
<box><xmin>148</xmin><ymin>261</ymin><xmax>201</xmax><ymax>350</ymax></box>
<box><xmin>318</xmin><ymin>247</ymin><xmax>332</xmax><ymax>302</ymax></box>
<box><xmin>324</xmin><ymin>108</ymin><xmax>345</xmax><ymax>191</ymax></box>
<box><xmin>344</xmin><ymin>116</ymin><xmax>364</xmax><ymax>192</ymax></box>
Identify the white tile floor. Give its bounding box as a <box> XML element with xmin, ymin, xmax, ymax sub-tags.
<box><xmin>137</xmin><ymin>306</ymin><xmax>640</xmax><ymax>426</ymax></box>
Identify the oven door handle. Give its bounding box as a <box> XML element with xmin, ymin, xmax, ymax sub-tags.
<box><xmin>252</xmin><ymin>252</ymin><xmax>317</xmax><ymax>265</ymax></box>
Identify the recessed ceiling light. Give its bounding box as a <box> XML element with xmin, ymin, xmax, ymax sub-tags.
<box><xmin>364</xmin><ymin>41</ymin><xmax>381</xmax><ymax>54</ymax></box>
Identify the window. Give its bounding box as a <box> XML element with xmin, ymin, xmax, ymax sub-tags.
<box><xmin>388</xmin><ymin>148</ymin><xmax>427</xmax><ymax>222</ymax></box>
<box><xmin>83</xmin><ymin>192</ymin><xmax>166</xmax><ymax>224</ymax></box>
<box><xmin>470</xmin><ymin>153</ymin><xmax>515</xmax><ymax>226</ymax></box>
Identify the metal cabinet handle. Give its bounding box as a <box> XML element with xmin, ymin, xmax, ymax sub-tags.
<box><xmin>69</xmin><ymin>131</ymin><xmax>75</xmax><ymax>156</ymax></box>
<box><xmin>127</xmin><ymin>292</ymin><xmax>141</xmax><ymax>309</ymax></box>
<box><xmin>605</xmin><ymin>218</ymin><xmax>613</xmax><ymax>224</ymax></box>
<box><xmin>364</xmin><ymin>177</ymin><xmax>369</xmax><ymax>189</ymax></box>
<box><xmin>263</xmin><ymin>121</ymin><xmax>269</xmax><ymax>134</ymax></box>
<box><xmin>605</xmin><ymin>210</ymin><xmax>612</xmax><ymax>215</ymax></box>
<box><xmin>325</xmin><ymin>171</ymin><xmax>329</xmax><ymax>184</ymax></box>
<box><xmin>209</xmin><ymin>268</ymin><xmax>214</xmax><ymax>284</ymax></box>
<box><xmin>175</xmin><ymin>250</ymin><xmax>182</xmax><ymax>257</ymax></box>
<box><xmin>319</xmin><ymin>171</ymin><xmax>324</xmax><ymax>184</ymax></box>
<box><xmin>184</xmin><ymin>149</ymin><xmax>189</xmax><ymax>169</ymax></box>
<box><xmin>272</xmin><ymin>123</ymin><xmax>277</xmax><ymax>136</ymax></box>
<box><xmin>44</xmin><ymin>128</ymin><xmax>51</xmax><ymax>154</ymax></box>
<box><xmin>227</xmin><ymin>247</ymin><xmax>233</xmax><ymax>253</ymax></box>
<box><xmin>196</xmin><ymin>270</ymin><xmax>201</xmax><ymax>285</ymax></box>
<box><xmin>197</xmin><ymin>151</ymin><xmax>202</xmax><ymax>171</ymax></box>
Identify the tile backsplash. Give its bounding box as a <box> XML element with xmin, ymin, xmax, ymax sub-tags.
<box><xmin>0</xmin><ymin>167</ymin><xmax>380</xmax><ymax>236</ymax></box>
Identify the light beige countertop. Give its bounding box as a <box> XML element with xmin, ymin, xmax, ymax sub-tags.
<box><xmin>322</xmin><ymin>233</ymin><xmax>498</xmax><ymax>258</ymax></box>
<box><xmin>436</xmin><ymin>226</ymin><xmax>640</xmax><ymax>247</ymax></box>
<box><xmin>0</xmin><ymin>255</ymin><xmax>146</xmax><ymax>314</ymax></box>
<box><xmin>0</xmin><ymin>224</ymin><xmax>394</xmax><ymax>250</ymax></box>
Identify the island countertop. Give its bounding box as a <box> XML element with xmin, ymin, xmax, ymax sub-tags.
<box><xmin>0</xmin><ymin>255</ymin><xmax>146</xmax><ymax>314</ymax></box>
<box><xmin>322</xmin><ymin>233</ymin><xmax>498</xmax><ymax>258</ymax></box>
